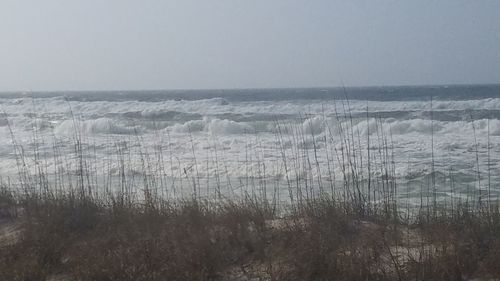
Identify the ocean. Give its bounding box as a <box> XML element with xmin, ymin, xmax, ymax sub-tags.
<box><xmin>1</xmin><ymin>84</ymin><xmax>500</xmax><ymax>205</ymax></box>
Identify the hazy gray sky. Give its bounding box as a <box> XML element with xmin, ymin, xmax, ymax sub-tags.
<box><xmin>1</xmin><ymin>0</ymin><xmax>499</xmax><ymax>91</ymax></box>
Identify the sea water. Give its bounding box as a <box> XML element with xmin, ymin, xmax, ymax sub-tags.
<box><xmin>1</xmin><ymin>84</ymin><xmax>499</xmax><ymax>204</ymax></box>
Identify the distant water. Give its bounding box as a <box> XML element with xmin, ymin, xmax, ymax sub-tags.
<box><xmin>1</xmin><ymin>84</ymin><xmax>500</xmax><ymax>203</ymax></box>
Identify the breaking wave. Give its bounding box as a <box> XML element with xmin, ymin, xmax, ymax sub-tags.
<box><xmin>55</xmin><ymin>118</ymin><xmax>141</xmax><ymax>135</ymax></box>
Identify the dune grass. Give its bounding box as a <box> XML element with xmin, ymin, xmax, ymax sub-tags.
<box><xmin>2</xmin><ymin>187</ymin><xmax>500</xmax><ymax>280</ymax></box>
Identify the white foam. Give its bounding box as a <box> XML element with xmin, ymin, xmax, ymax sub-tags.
<box><xmin>207</xmin><ymin>118</ymin><xmax>252</xmax><ymax>135</ymax></box>
<box><xmin>302</xmin><ymin>116</ymin><xmax>325</xmax><ymax>135</ymax></box>
<box><xmin>389</xmin><ymin>119</ymin><xmax>442</xmax><ymax>135</ymax></box>
<box><xmin>55</xmin><ymin>118</ymin><xmax>140</xmax><ymax>135</ymax></box>
<box><xmin>170</xmin><ymin>119</ymin><xmax>206</xmax><ymax>133</ymax></box>
<box><xmin>169</xmin><ymin>117</ymin><xmax>253</xmax><ymax>135</ymax></box>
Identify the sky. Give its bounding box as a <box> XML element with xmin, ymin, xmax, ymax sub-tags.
<box><xmin>1</xmin><ymin>0</ymin><xmax>499</xmax><ymax>91</ymax></box>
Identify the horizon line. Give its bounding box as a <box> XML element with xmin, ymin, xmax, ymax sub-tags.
<box><xmin>0</xmin><ymin>82</ymin><xmax>499</xmax><ymax>94</ymax></box>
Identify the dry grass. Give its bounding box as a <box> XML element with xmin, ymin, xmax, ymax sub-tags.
<box><xmin>2</xmin><ymin>189</ymin><xmax>500</xmax><ymax>281</ymax></box>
